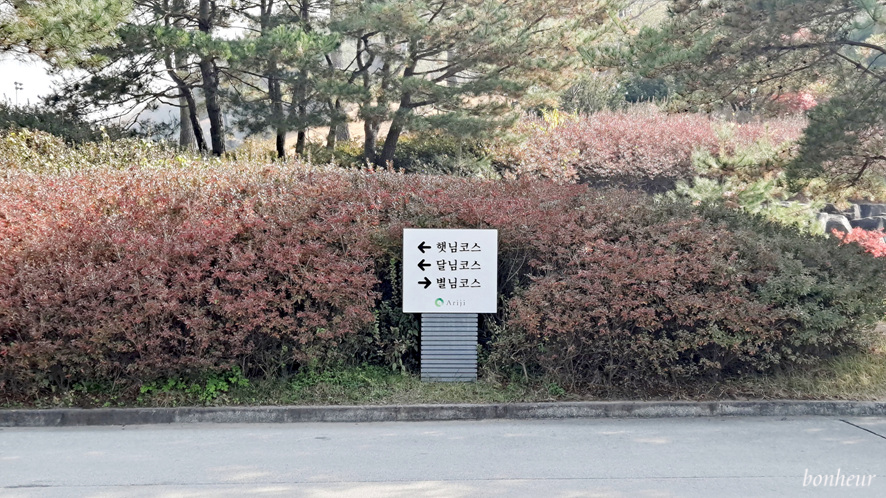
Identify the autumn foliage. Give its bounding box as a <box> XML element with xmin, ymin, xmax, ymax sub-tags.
<box><xmin>501</xmin><ymin>200</ymin><xmax>886</xmax><ymax>389</ymax></box>
<box><xmin>497</xmin><ymin>107</ymin><xmax>803</xmax><ymax>189</ymax></box>
<box><xmin>0</xmin><ymin>163</ymin><xmax>381</xmax><ymax>396</ymax></box>
<box><xmin>834</xmin><ymin>227</ymin><xmax>886</xmax><ymax>258</ymax></box>
<box><xmin>1</xmin><ymin>133</ymin><xmax>884</xmax><ymax>399</ymax></box>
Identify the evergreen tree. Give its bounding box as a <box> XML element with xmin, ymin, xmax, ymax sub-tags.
<box><xmin>589</xmin><ymin>0</ymin><xmax>886</xmax><ymax>187</ymax></box>
<box><xmin>194</xmin><ymin>0</ymin><xmax>230</xmax><ymax>155</ymax></box>
<box><xmin>333</xmin><ymin>0</ymin><xmax>607</xmax><ymax>166</ymax></box>
<box><xmin>0</xmin><ymin>0</ymin><xmax>129</xmax><ymax>67</ymax></box>
<box><xmin>48</xmin><ymin>0</ymin><xmax>238</xmax><ymax>155</ymax></box>
<box><xmin>227</xmin><ymin>0</ymin><xmax>338</xmax><ymax>158</ymax></box>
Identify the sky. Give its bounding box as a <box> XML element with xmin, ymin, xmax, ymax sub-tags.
<box><xmin>0</xmin><ymin>56</ymin><xmax>56</xmax><ymax>107</ymax></box>
<box><xmin>0</xmin><ymin>54</ymin><xmax>188</xmax><ymax>135</ymax></box>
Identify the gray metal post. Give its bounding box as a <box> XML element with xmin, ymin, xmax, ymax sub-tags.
<box><xmin>420</xmin><ymin>313</ymin><xmax>477</xmax><ymax>382</ymax></box>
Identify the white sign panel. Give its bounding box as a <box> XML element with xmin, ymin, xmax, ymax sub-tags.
<box><xmin>402</xmin><ymin>228</ymin><xmax>498</xmax><ymax>314</ymax></box>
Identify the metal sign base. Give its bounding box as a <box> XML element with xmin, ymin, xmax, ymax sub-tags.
<box><xmin>420</xmin><ymin>313</ymin><xmax>478</xmax><ymax>382</ymax></box>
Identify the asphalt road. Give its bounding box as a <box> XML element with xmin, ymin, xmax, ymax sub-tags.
<box><xmin>1</xmin><ymin>416</ymin><xmax>884</xmax><ymax>497</ymax></box>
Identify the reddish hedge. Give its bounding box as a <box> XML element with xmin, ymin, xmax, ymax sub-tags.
<box><xmin>498</xmin><ymin>198</ymin><xmax>886</xmax><ymax>390</ymax></box>
<box><xmin>1</xmin><ymin>153</ymin><xmax>884</xmax><ymax>399</ymax></box>
<box><xmin>499</xmin><ymin>108</ymin><xmax>803</xmax><ymax>190</ymax></box>
<box><xmin>0</xmin><ymin>165</ymin><xmax>380</xmax><ymax>395</ymax></box>
<box><xmin>504</xmin><ymin>204</ymin><xmax>778</xmax><ymax>387</ymax></box>
<box><xmin>0</xmin><ymin>162</ymin><xmax>586</xmax><ymax>397</ymax></box>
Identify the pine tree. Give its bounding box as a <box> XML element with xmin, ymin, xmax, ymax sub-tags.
<box><xmin>0</xmin><ymin>0</ymin><xmax>129</xmax><ymax>67</ymax></box>
<box><xmin>590</xmin><ymin>0</ymin><xmax>886</xmax><ymax>187</ymax></box>
<box><xmin>333</xmin><ymin>0</ymin><xmax>607</xmax><ymax>166</ymax></box>
<box><xmin>227</xmin><ymin>0</ymin><xmax>338</xmax><ymax>158</ymax></box>
<box><xmin>46</xmin><ymin>1</ymin><xmax>242</xmax><ymax>155</ymax></box>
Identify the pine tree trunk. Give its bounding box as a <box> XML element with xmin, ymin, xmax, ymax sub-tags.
<box><xmin>326</xmin><ymin>125</ymin><xmax>336</xmax><ymax>150</ymax></box>
<box><xmin>288</xmin><ymin>69</ymin><xmax>309</xmax><ymax>156</ymax></box>
<box><xmin>327</xmin><ymin>99</ymin><xmax>347</xmax><ymax>150</ymax></box>
<box><xmin>327</xmin><ymin>0</ymin><xmax>350</xmax><ymax>146</ymax></box>
<box><xmin>336</xmin><ymin>122</ymin><xmax>350</xmax><ymax>141</ymax></box>
<box><xmin>179</xmin><ymin>97</ymin><xmax>195</xmax><ymax>149</ymax></box>
<box><xmin>379</xmin><ymin>60</ymin><xmax>415</xmax><ymax>166</ymax></box>
<box><xmin>182</xmin><ymin>87</ymin><xmax>207</xmax><ymax>152</ymax></box>
<box><xmin>199</xmin><ymin>59</ymin><xmax>225</xmax><ymax>156</ymax></box>
<box><xmin>199</xmin><ymin>0</ymin><xmax>225</xmax><ymax>156</ymax></box>
<box><xmin>379</xmin><ymin>112</ymin><xmax>405</xmax><ymax>167</ymax></box>
<box><xmin>274</xmin><ymin>131</ymin><xmax>284</xmax><ymax>158</ymax></box>
<box><xmin>168</xmin><ymin>0</ymin><xmax>204</xmax><ymax>152</ymax></box>
<box><xmin>261</xmin><ymin>0</ymin><xmax>285</xmax><ymax>159</ymax></box>
<box><xmin>269</xmin><ymin>64</ymin><xmax>286</xmax><ymax>159</ymax></box>
<box><xmin>296</xmin><ymin>128</ymin><xmax>306</xmax><ymax>155</ymax></box>
<box><xmin>289</xmin><ymin>0</ymin><xmax>310</xmax><ymax>157</ymax></box>
<box><xmin>364</xmin><ymin>119</ymin><xmax>378</xmax><ymax>165</ymax></box>
<box><xmin>163</xmin><ymin>55</ymin><xmax>206</xmax><ymax>152</ymax></box>
<box><xmin>446</xmin><ymin>49</ymin><xmax>458</xmax><ymax>87</ymax></box>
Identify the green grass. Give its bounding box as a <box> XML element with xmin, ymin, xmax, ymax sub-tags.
<box><xmin>7</xmin><ymin>332</ymin><xmax>886</xmax><ymax>409</ymax></box>
<box><xmin>17</xmin><ymin>365</ymin><xmax>556</xmax><ymax>409</ymax></box>
<box><xmin>710</xmin><ymin>338</ymin><xmax>886</xmax><ymax>401</ymax></box>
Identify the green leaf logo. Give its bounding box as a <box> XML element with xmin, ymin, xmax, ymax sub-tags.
<box><xmin>435</xmin><ymin>298</ymin><xmax>444</xmax><ymax>307</ymax></box>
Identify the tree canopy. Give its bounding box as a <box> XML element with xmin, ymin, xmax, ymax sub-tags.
<box><xmin>16</xmin><ymin>0</ymin><xmax>607</xmax><ymax>161</ymax></box>
<box><xmin>1</xmin><ymin>0</ymin><xmax>130</xmax><ymax>67</ymax></box>
<box><xmin>589</xmin><ymin>0</ymin><xmax>886</xmax><ymax>187</ymax></box>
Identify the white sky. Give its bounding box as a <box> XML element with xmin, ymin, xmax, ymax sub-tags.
<box><xmin>0</xmin><ymin>54</ymin><xmax>183</xmax><ymax>132</ymax></box>
<box><xmin>0</xmin><ymin>55</ymin><xmax>57</xmax><ymax>107</ymax></box>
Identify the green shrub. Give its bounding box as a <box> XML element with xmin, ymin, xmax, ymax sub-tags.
<box><xmin>304</xmin><ymin>140</ymin><xmax>365</xmax><ymax>169</ymax></box>
<box><xmin>392</xmin><ymin>132</ymin><xmax>495</xmax><ymax>177</ymax></box>
<box><xmin>0</xmin><ymin>128</ymin><xmax>186</xmax><ymax>174</ymax></box>
<box><xmin>559</xmin><ymin>73</ymin><xmax>627</xmax><ymax>115</ymax></box>
<box><xmin>623</xmin><ymin>75</ymin><xmax>672</xmax><ymax>104</ymax></box>
<box><xmin>0</xmin><ymin>102</ymin><xmax>129</xmax><ymax>144</ymax></box>
<box><xmin>666</xmin><ymin>119</ymin><xmax>822</xmax><ymax>234</ymax></box>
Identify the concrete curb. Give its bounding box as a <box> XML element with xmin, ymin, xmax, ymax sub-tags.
<box><xmin>1</xmin><ymin>400</ymin><xmax>885</xmax><ymax>427</ymax></box>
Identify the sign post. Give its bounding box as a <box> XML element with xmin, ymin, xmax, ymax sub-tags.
<box><xmin>403</xmin><ymin>228</ymin><xmax>498</xmax><ymax>381</ymax></box>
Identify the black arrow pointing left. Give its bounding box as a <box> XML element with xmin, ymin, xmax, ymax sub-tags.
<box><xmin>418</xmin><ymin>277</ymin><xmax>431</xmax><ymax>289</ymax></box>
<box><xmin>418</xmin><ymin>241</ymin><xmax>431</xmax><ymax>253</ymax></box>
<box><xmin>417</xmin><ymin>259</ymin><xmax>431</xmax><ymax>271</ymax></box>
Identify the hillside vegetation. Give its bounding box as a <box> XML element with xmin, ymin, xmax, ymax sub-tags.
<box><xmin>2</xmin><ymin>123</ymin><xmax>886</xmax><ymax>405</ymax></box>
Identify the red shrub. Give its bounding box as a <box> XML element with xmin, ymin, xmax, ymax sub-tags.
<box><xmin>499</xmin><ymin>108</ymin><xmax>803</xmax><ymax>190</ymax></box>
<box><xmin>771</xmin><ymin>91</ymin><xmax>818</xmax><ymax>113</ymax></box>
<box><xmin>1</xmin><ymin>155</ymin><xmax>882</xmax><ymax>399</ymax></box>
<box><xmin>496</xmin><ymin>197</ymin><xmax>886</xmax><ymax>390</ymax></box>
<box><xmin>503</xmin><ymin>202</ymin><xmax>779</xmax><ymax>387</ymax></box>
<box><xmin>0</xmin><ymin>162</ymin><xmax>586</xmax><ymax>397</ymax></box>
<box><xmin>834</xmin><ymin>227</ymin><xmax>886</xmax><ymax>257</ymax></box>
<box><xmin>0</xmin><ymin>165</ymin><xmax>380</xmax><ymax>395</ymax></box>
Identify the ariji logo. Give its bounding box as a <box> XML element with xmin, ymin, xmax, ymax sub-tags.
<box><xmin>435</xmin><ymin>298</ymin><xmax>444</xmax><ymax>307</ymax></box>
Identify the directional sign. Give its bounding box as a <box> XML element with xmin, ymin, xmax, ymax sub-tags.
<box><xmin>402</xmin><ymin>228</ymin><xmax>498</xmax><ymax>313</ymax></box>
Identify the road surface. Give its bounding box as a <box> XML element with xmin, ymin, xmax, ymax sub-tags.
<box><xmin>1</xmin><ymin>416</ymin><xmax>884</xmax><ymax>497</ymax></box>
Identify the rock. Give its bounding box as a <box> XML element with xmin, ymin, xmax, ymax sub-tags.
<box><xmin>857</xmin><ymin>203</ymin><xmax>886</xmax><ymax>218</ymax></box>
<box><xmin>817</xmin><ymin>213</ymin><xmax>852</xmax><ymax>235</ymax></box>
<box><xmin>821</xmin><ymin>203</ymin><xmax>842</xmax><ymax>215</ymax></box>
<box><xmin>849</xmin><ymin>216</ymin><xmax>886</xmax><ymax>231</ymax></box>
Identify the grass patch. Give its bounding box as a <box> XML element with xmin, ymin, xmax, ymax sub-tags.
<box><xmin>8</xmin><ymin>365</ymin><xmax>557</xmax><ymax>409</ymax></box>
<box><xmin>5</xmin><ymin>332</ymin><xmax>885</xmax><ymax>409</ymax></box>
<box><xmin>711</xmin><ymin>335</ymin><xmax>886</xmax><ymax>401</ymax></box>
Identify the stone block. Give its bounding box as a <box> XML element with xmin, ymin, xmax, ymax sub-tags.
<box><xmin>857</xmin><ymin>203</ymin><xmax>886</xmax><ymax>218</ymax></box>
<box><xmin>817</xmin><ymin>213</ymin><xmax>852</xmax><ymax>235</ymax></box>
<box><xmin>849</xmin><ymin>216</ymin><xmax>886</xmax><ymax>231</ymax></box>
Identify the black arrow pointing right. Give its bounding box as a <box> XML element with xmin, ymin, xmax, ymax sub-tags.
<box><xmin>418</xmin><ymin>241</ymin><xmax>431</xmax><ymax>253</ymax></box>
<box><xmin>418</xmin><ymin>277</ymin><xmax>431</xmax><ymax>289</ymax></box>
<box><xmin>417</xmin><ymin>259</ymin><xmax>431</xmax><ymax>271</ymax></box>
